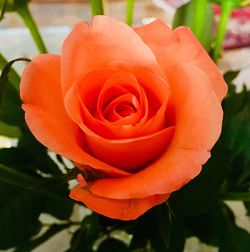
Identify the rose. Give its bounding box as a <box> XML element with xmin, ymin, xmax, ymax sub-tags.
<box><xmin>20</xmin><ymin>16</ymin><xmax>227</xmax><ymax>220</ymax></box>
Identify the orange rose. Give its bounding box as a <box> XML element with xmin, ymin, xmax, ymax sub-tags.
<box><xmin>20</xmin><ymin>16</ymin><xmax>227</xmax><ymax>220</ymax></box>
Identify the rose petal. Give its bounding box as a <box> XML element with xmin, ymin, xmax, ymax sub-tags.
<box><xmin>85</xmin><ymin>126</ymin><xmax>175</xmax><ymax>170</ymax></box>
<box><xmin>61</xmin><ymin>15</ymin><xmax>161</xmax><ymax>97</ymax></box>
<box><xmin>94</xmin><ymin>72</ymin><xmax>146</xmax><ymax>132</ymax></box>
<box><xmin>134</xmin><ymin>68</ymin><xmax>170</xmax><ymax>136</ymax></box>
<box><xmin>70</xmin><ymin>185</ymin><xmax>170</xmax><ymax>220</ymax></box>
<box><xmin>102</xmin><ymin>93</ymin><xmax>141</xmax><ymax>124</ymax></box>
<box><xmin>88</xmin><ymin>63</ymin><xmax>223</xmax><ymax>199</ymax></box>
<box><xmin>134</xmin><ymin>19</ymin><xmax>227</xmax><ymax>101</ymax></box>
<box><xmin>20</xmin><ymin>54</ymin><xmax>130</xmax><ymax>177</ymax></box>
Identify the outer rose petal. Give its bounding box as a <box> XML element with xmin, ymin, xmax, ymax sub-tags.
<box><xmin>70</xmin><ymin>186</ymin><xmax>170</xmax><ymax>220</ymax></box>
<box><xmin>20</xmin><ymin>54</ymin><xmax>130</xmax><ymax>177</ymax></box>
<box><xmin>88</xmin><ymin>63</ymin><xmax>223</xmax><ymax>199</ymax></box>
<box><xmin>61</xmin><ymin>15</ymin><xmax>161</xmax><ymax>97</ymax></box>
<box><xmin>134</xmin><ymin>19</ymin><xmax>227</xmax><ymax>102</ymax></box>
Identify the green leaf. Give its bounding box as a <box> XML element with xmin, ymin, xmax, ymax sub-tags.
<box><xmin>128</xmin><ymin>204</ymin><xmax>184</xmax><ymax>252</ymax></box>
<box><xmin>42</xmin><ymin>183</ymin><xmax>74</xmax><ymax>220</ymax></box>
<box><xmin>244</xmin><ymin>201</ymin><xmax>250</xmax><ymax>216</ymax></box>
<box><xmin>128</xmin><ymin>212</ymin><xmax>153</xmax><ymax>250</ymax></box>
<box><xmin>68</xmin><ymin>214</ymin><xmax>102</xmax><ymax>252</ymax></box>
<box><xmin>0</xmin><ymin>58</ymin><xmax>30</xmax><ymax>129</ymax></box>
<box><xmin>185</xmin><ymin>203</ymin><xmax>228</xmax><ymax>246</ymax></box>
<box><xmin>223</xmin><ymin>70</ymin><xmax>240</xmax><ymax>84</ymax></box>
<box><xmin>173</xmin><ymin>0</ymin><xmax>214</xmax><ymax>51</ymax></box>
<box><xmin>166</xmin><ymin>220</ymin><xmax>185</xmax><ymax>252</ymax></box>
<box><xmin>234</xmin><ymin>157</ymin><xmax>250</xmax><ymax>188</ymax></box>
<box><xmin>222</xmin><ymin>104</ymin><xmax>250</xmax><ymax>157</ymax></box>
<box><xmin>0</xmin><ymin>147</ymin><xmax>61</xmax><ymax>178</ymax></box>
<box><xmin>150</xmin><ymin>214</ymin><xmax>185</xmax><ymax>252</ymax></box>
<box><xmin>223</xmin><ymin>70</ymin><xmax>239</xmax><ymax>96</ymax></box>
<box><xmin>0</xmin><ymin>162</ymin><xmax>70</xmax><ymax>201</ymax></box>
<box><xmin>0</xmin><ymin>147</ymin><xmax>73</xmax><ymax>220</ymax></box>
<box><xmin>18</xmin><ymin>132</ymin><xmax>63</xmax><ymax>176</ymax></box>
<box><xmin>153</xmin><ymin>203</ymin><xmax>173</xmax><ymax>249</ymax></box>
<box><xmin>213</xmin><ymin>84</ymin><xmax>250</xmax><ymax>197</ymax></box>
<box><xmin>14</xmin><ymin>224</ymin><xmax>70</xmax><ymax>252</ymax></box>
<box><xmin>97</xmin><ymin>238</ymin><xmax>129</xmax><ymax>252</ymax></box>
<box><xmin>0</xmin><ymin>121</ymin><xmax>21</xmax><ymax>137</ymax></box>
<box><xmin>0</xmin><ymin>161</ymin><xmax>73</xmax><ymax>249</ymax></box>
<box><xmin>0</xmin><ymin>79</ymin><xmax>24</xmax><ymax>126</ymax></box>
<box><xmin>221</xmin><ymin>192</ymin><xmax>250</xmax><ymax>201</ymax></box>
<box><xmin>219</xmin><ymin>224</ymin><xmax>250</xmax><ymax>252</ymax></box>
<box><xmin>170</xmin><ymin>143</ymin><xmax>232</xmax><ymax>218</ymax></box>
<box><xmin>0</xmin><ymin>181</ymin><xmax>44</xmax><ymax>249</ymax></box>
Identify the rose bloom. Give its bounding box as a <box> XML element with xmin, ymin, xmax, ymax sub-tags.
<box><xmin>20</xmin><ymin>16</ymin><xmax>227</xmax><ymax>220</ymax></box>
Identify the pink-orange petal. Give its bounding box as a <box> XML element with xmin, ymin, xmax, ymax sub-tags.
<box><xmin>61</xmin><ymin>15</ymin><xmax>161</xmax><ymax>97</ymax></box>
<box><xmin>20</xmin><ymin>54</ymin><xmax>82</xmax><ymax>161</ymax></box>
<box><xmin>20</xmin><ymin>54</ymin><xmax>129</xmax><ymax>177</ymax></box>
<box><xmin>88</xmin><ymin>63</ymin><xmax>223</xmax><ymax>199</ymax></box>
<box><xmin>134</xmin><ymin>68</ymin><xmax>170</xmax><ymax>136</ymax></box>
<box><xmin>85</xmin><ymin>126</ymin><xmax>175</xmax><ymax>170</ymax></box>
<box><xmin>134</xmin><ymin>19</ymin><xmax>227</xmax><ymax>101</ymax></box>
<box><xmin>70</xmin><ymin>185</ymin><xmax>170</xmax><ymax>220</ymax></box>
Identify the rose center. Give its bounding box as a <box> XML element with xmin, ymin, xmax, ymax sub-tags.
<box><xmin>103</xmin><ymin>94</ymin><xmax>138</xmax><ymax>122</ymax></box>
<box><xmin>115</xmin><ymin>103</ymin><xmax>135</xmax><ymax>117</ymax></box>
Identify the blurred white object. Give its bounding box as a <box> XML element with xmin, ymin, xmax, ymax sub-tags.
<box><xmin>153</xmin><ymin>0</ymin><xmax>189</xmax><ymax>14</ymax></box>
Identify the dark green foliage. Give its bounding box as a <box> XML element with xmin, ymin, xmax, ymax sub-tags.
<box><xmin>97</xmin><ymin>238</ymin><xmax>129</xmax><ymax>252</ymax></box>
<box><xmin>170</xmin><ymin>144</ymin><xmax>232</xmax><ymax>218</ymax></box>
<box><xmin>0</xmin><ymin>182</ymin><xmax>44</xmax><ymax>249</ymax></box>
<box><xmin>67</xmin><ymin>214</ymin><xmax>102</xmax><ymax>252</ymax></box>
<box><xmin>0</xmin><ymin>0</ymin><xmax>30</xmax><ymax>17</ymax></box>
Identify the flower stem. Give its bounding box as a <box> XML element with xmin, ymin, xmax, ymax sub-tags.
<box><xmin>0</xmin><ymin>53</ymin><xmax>20</xmax><ymax>90</ymax></box>
<box><xmin>193</xmin><ymin>0</ymin><xmax>208</xmax><ymax>41</ymax></box>
<box><xmin>126</xmin><ymin>0</ymin><xmax>134</xmax><ymax>26</ymax></box>
<box><xmin>90</xmin><ymin>0</ymin><xmax>104</xmax><ymax>16</ymax></box>
<box><xmin>213</xmin><ymin>1</ymin><xmax>234</xmax><ymax>62</ymax></box>
<box><xmin>17</xmin><ymin>4</ymin><xmax>47</xmax><ymax>53</ymax></box>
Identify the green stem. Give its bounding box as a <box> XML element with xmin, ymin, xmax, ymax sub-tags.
<box><xmin>17</xmin><ymin>5</ymin><xmax>47</xmax><ymax>53</ymax></box>
<box><xmin>221</xmin><ymin>192</ymin><xmax>250</xmax><ymax>202</ymax></box>
<box><xmin>126</xmin><ymin>0</ymin><xmax>134</xmax><ymax>26</ymax></box>
<box><xmin>0</xmin><ymin>53</ymin><xmax>20</xmax><ymax>90</ymax></box>
<box><xmin>213</xmin><ymin>1</ymin><xmax>234</xmax><ymax>62</ymax></box>
<box><xmin>0</xmin><ymin>0</ymin><xmax>8</xmax><ymax>21</ymax></box>
<box><xmin>193</xmin><ymin>0</ymin><xmax>208</xmax><ymax>41</ymax></box>
<box><xmin>90</xmin><ymin>0</ymin><xmax>104</xmax><ymax>16</ymax></box>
